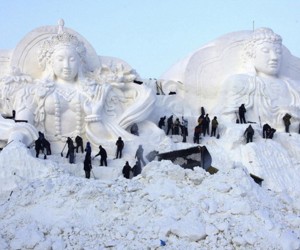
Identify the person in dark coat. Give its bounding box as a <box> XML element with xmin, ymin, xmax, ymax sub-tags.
<box><xmin>193</xmin><ymin>124</ymin><xmax>201</xmax><ymax>144</ymax></box>
<box><xmin>197</xmin><ymin>114</ymin><xmax>205</xmax><ymax>133</ymax></box>
<box><xmin>166</xmin><ymin>115</ymin><xmax>173</xmax><ymax>135</ymax></box>
<box><xmin>83</xmin><ymin>155</ymin><xmax>92</xmax><ymax>179</ymax></box>
<box><xmin>239</xmin><ymin>104</ymin><xmax>247</xmax><ymax>124</ymax></box>
<box><xmin>122</xmin><ymin>161</ymin><xmax>132</xmax><ymax>179</ymax></box>
<box><xmin>66</xmin><ymin>137</ymin><xmax>75</xmax><ymax>164</ymax></box>
<box><xmin>283</xmin><ymin>113</ymin><xmax>292</xmax><ymax>133</ymax></box>
<box><xmin>41</xmin><ymin>137</ymin><xmax>51</xmax><ymax>155</ymax></box>
<box><xmin>203</xmin><ymin>114</ymin><xmax>210</xmax><ymax>136</ymax></box>
<box><xmin>94</xmin><ymin>145</ymin><xmax>108</xmax><ymax>166</ymax></box>
<box><xmin>211</xmin><ymin>116</ymin><xmax>218</xmax><ymax>137</ymax></box>
<box><xmin>262</xmin><ymin>124</ymin><xmax>276</xmax><ymax>139</ymax></box>
<box><xmin>244</xmin><ymin>125</ymin><xmax>254</xmax><ymax>143</ymax></box>
<box><xmin>35</xmin><ymin>138</ymin><xmax>44</xmax><ymax>158</ymax></box>
<box><xmin>75</xmin><ymin>135</ymin><xmax>84</xmax><ymax>153</ymax></box>
<box><xmin>37</xmin><ymin>131</ymin><xmax>51</xmax><ymax>155</ymax></box>
<box><xmin>135</xmin><ymin>145</ymin><xmax>146</xmax><ymax>166</ymax></box>
<box><xmin>85</xmin><ymin>142</ymin><xmax>92</xmax><ymax>159</ymax></box>
<box><xmin>158</xmin><ymin>116</ymin><xmax>166</xmax><ymax>129</ymax></box>
<box><xmin>174</xmin><ymin>118</ymin><xmax>180</xmax><ymax>135</ymax></box>
<box><xmin>132</xmin><ymin>161</ymin><xmax>142</xmax><ymax>177</ymax></box>
<box><xmin>115</xmin><ymin>137</ymin><xmax>124</xmax><ymax>159</ymax></box>
<box><xmin>269</xmin><ymin>128</ymin><xmax>276</xmax><ymax>139</ymax></box>
<box><xmin>262</xmin><ymin>123</ymin><xmax>272</xmax><ymax>138</ymax></box>
<box><xmin>130</xmin><ymin>123</ymin><xmax>139</xmax><ymax>136</ymax></box>
<box><xmin>35</xmin><ymin>131</ymin><xmax>50</xmax><ymax>158</ymax></box>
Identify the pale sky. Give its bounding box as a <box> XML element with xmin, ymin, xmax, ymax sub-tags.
<box><xmin>0</xmin><ymin>0</ymin><xmax>299</xmax><ymax>78</ymax></box>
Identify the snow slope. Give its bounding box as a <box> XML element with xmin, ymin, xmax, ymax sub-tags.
<box><xmin>0</xmin><ymin>137</ymin><xmax>300</xmax><ymax>249</ymax></box>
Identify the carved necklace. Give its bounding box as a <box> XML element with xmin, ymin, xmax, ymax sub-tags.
<box><xmin>55</xmin><ymin>87</ymin><xmax>77</xmax><ymax>102</ymax></box>
<box><xmin>54</xmin><ymin>89</ymin><xmax>82</xmax><ymax>141</ymax></box>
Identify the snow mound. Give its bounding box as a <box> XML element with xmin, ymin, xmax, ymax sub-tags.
<box><xmin>0</xmin><ymin>141</ymin><xmax>62</xmax><ymax>192</ymax></box>
<box><xmin>0</xmin><ymin>149</ymin><xmax>300</xmax><ymax>249</ymax></box>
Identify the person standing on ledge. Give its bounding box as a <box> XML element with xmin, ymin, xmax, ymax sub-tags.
<box><xmin>83</xmin><ymin>154</ymin><xmax>92</xmax><ymax>179</ymax></box>
<box><xmin>158</xmin><ymin>116</ymin><xmax>166</xmax><ymax>129</ymax></box>
<box><xmin>135</xmin><ymin>145</ymin><xmax>146</xmax><ymax>166</ymax></box>
<box><xmin>283</xmin><ymin>113</ymin><xmax>292</xmax><ymax>133</ymax></box>
<box><xmin>166</xmin><ymin>115</ymin><xmax>173</xmax><ymax>135</ymax></box>
<box><xmin>66</xmin><ymin>137</ymin><xmax>75</xmax><ymax>164</ymax></box>
<box><xmin>244</xmin><ymin>125</ymin><xmax>254</xmax><ymax>143</ymax></box>
<box><xmin>239</xmin><ymin>104</ymin><xmax>247</xmax><ymax>124</ymax></box>
<box><xmin>115</xmin><ymin>137</ymin><xmax>124</xmax><ymax>159</ymax></box>
<box><xmin>85</xmin><ymin>142</ymin><xmax>92</xmax><ymax>158</ymax></box>
<box><xmin>203</xmin><ymin>114</ymin><xmax>210</xmax><ymax>136</ymax></box>
<box><xmin>211</xmin><ymin>116</ymin><xmax>219</xmax><ymax>137</ymax></box>
<box><xmin>75</xmin><ymin>136</ymin><xmax>84</xmax><ymax>153</ymax></box>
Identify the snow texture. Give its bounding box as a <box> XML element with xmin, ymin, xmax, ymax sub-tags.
<box><xmin>0</xmin><ymin>135</ymin><xmax>300</xmax><ymax>249</ymax></box>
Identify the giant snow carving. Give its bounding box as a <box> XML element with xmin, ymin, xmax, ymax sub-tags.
<box><xmin>162</xmin><ymin>28</ymin><xmax>300</xmax><ymax>128</ymax></box>
<box><xmin>0</xmin><ymin>20</ymin><xmax>155</xmax><ymax>149</ymax></box>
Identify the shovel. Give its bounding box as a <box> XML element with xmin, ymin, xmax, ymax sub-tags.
<box><xmin>60</xmin><ymin>142</ymin><xmax>67</xmax><ymax>157</ymax></box>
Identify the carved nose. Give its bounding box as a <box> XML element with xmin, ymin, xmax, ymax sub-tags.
<box><xmin>63</xmin><ymin>59</ymin><xmax>70</xmax><ymax>67</ymax></box>
<box><xmin>270</xmin><ymin>50</ymin><xmax>279</xmax><ymax>60</ymax></box>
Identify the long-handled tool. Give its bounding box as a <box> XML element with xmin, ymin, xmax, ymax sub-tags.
<box><xmin>60</xmin><ymin>142</ymin><xmax>67</xmax><ymax>157</ymax></box>
<box><xmin>91</xmin><ymin>169</ymin><xmax>96</xmax><ymax>179</ymax></box>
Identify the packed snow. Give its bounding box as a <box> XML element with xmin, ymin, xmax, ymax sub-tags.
<box><xmin>1</xmin><ymin>119</ymin><xmax>300</xmax><ymax>250</ymax></box>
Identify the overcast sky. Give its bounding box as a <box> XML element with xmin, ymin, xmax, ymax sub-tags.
<box><xmin>0</xmin><ymin>0</ymin><xmax>299</xmax><ymax>78</ymax></box>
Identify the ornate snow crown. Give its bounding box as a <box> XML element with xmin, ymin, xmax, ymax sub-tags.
<box><xmin>38</xmin><ymin>21</ymin><xmax>87</xmax><ymax>70</ymax></box>
<box><xmin>244</xmin><ymin>28</ymin><xmax>282</xmax><ymax>59</ymax></box>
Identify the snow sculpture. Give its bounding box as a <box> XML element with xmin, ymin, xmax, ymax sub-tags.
<box><xmin>220</xmin><ymin>28</ymin><xmax>300</xmax><ymax>127</ymax></box>
<box><xmin>162</xmin><ymin>28</ymin><xmax>300</xmax><ymax>128</ymax></box>
<box><xmin>0</xmin><ymin>20</ymin><xmax>155</xmax><ymax>150</ymax></box>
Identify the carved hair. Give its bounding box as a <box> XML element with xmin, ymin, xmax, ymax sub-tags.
<box><xmin>244</xmin><ymin>28</ymin><xmax>282</xmax><ymax>59</ymax></box>
<box><xmin>38</xmin><ymin>32</ymin><xmax>87</xmax><ymax>71</ymax></box>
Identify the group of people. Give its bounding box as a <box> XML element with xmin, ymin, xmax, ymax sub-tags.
<box><xmin>238</xmin><ymin>104</ymin><xmax>294</xmax><ymax>143</ymax></box>
<box><xmin>157</xmin><ymin>107</ymin><xmax>220</xmax><ymax>144</ymax></box>
<box><xmin>158</xmin><ymin>115</ymin><xmax>189</xmax><ymax>142</ymax></box>
<box><xmin>122</xmin><ymin>161</ymin><xmax>142</xmax><ymax>179</ymax></box>
<box><xmin>244</xmin><ymin>123</ymin><xmax>277</xmax><ymax>144</ymax></box>
<box><xmin>122</xmin><ymin>144</ymin><xmax>146</xmax><ymax>179</ymax></box>
<box><xmin>193</xmin><ymin>107</ymin><xmax>219</xmax><ymax>143</ymax></box>
<box><xmin>157</xmin><ymin>102</ymin><xmax>293</xmax><ymax>146</ymax></box>
<box><xmin>63</xmin><ymin>136</ymin><xmax>86</xmax><ymax>164</ymax></box>
<box><xmin>81</xmin><ymin>135</ymin><xmax>146</xmax><ymax>180</ymax></box>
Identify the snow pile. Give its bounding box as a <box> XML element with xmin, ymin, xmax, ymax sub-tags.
<box><xmin>0</xmin><ymin>142</ymin><xmax>62</xmax><ymax>192</ymax></box>
<box><xmin>0</xmin><ymin>141</ymin><xmax>300</xmax><ymax>249</ymax></box>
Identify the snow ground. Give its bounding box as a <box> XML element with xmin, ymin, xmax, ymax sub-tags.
<box><xmin>1</xmin><ymin>119</ymin><xmax>300</xmax><ymax>250</ymax></box>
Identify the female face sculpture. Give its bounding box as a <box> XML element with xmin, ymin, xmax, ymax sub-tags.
<box><xmin>51</xmin><ymin>45</ymin><xmax>80</xmax><ymax>83</ymax></box>
<box><xmin>39</xmin><ymin>32</ymin><xmax>86</xmax><ymax>84</ymax></box>
<box><xmin>253</xmin><ymin>41</ymin><xmax>282</xmax><ymax>77</ymax></box>
<box><xmin>245</xmin><ymin>28</ymin><xmax>282</xmax><ymax>77</ymax></box>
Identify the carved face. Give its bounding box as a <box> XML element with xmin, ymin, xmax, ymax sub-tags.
<box><xmin>253</xmin><ymin>41</ymin><xmax>282</xmax><ymax>76</ymax></box>
<box><xmin>51</xmin><ymin>46</ymin><xmax>80</xmax><ymax>83</ymax></box>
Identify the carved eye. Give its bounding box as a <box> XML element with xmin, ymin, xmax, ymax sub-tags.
<box><xmin>261</xmin><ymin>47</ymin><xmax>269</xmax><ymax>53</ymax></box>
